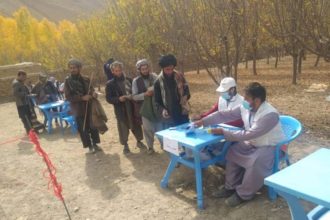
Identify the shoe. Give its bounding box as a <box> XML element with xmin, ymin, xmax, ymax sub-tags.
<box><xmin>147</xmin><ymin>148</ymin><xmax>155</xmax><ymax>155</ymax></box>
<box><xmin>93</xmin><ymin>144</ymin><xmax>103</xmax><ymax>152</ymax></box>
<box><xmin>123</xmin><ymin>144</ymin><xmax>131</xmax><ymax>154</ymax></box>
<box><xmin>212</xmin><ymin>186</ymin><xmax>235</xmax><ymax>198</ymax></box>
<box><xmin>88</xmin><ymin>146</ymin><xmax>95</xmax><ymax>154</ymax></box>
<box><xmin>136</xmin><ymin>141</ymin><xmax>146</xmax><ymax>149</ymax></box>
<box><xmin>225</xmin><ymin>192</ymin><xmax>245</xmax><ymax>207</ymax></box>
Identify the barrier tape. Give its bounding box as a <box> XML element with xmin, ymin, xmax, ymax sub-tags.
<box><xmin>28</xmin><ymin>130</ymin><xmax>72</xmax><ymax>219</ymax></box>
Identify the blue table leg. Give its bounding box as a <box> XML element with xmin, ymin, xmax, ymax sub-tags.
<box><xmin>161</xmin><ymin>154</ymin><xmax>179</xmax><ymax>188</ymax></box>
<box><xmin>59</xmin><ymin>115</ymin><xmax>64</xmax><ymax>135</ymax></box>
<box><xmin>193</xmin><ymin>150</ymin><xmax>204</xmax><ymax>209</ymax></box>
<box><xmin>43</xmin><ymin>110</ymin><xmax>52</xmax><ymax>134</ymax></box>
<box><xmin>276</xmin><ymin>190</ymin><xmax>308</xmax><ymax>220</ymax></box>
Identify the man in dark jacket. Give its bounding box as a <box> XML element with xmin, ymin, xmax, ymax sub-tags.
<box><xmin>32</xmin><ymin>73</ymin><xmax>61</xmax><ymax>125</ymax></box>
<box><xmin>154</xmin><ymin>54</ymin><xmax>191</xmax><ymax>128</ymax></box>
<box><xmin>32</xmin><ymin>73</ymin><xmax>59</xmax><ymax>105</ymax></box>
<box><xmin>64</xmin><ymin>58</ymin><xmax>101</xmax><ymax>153</ymax></box>
<box><xmin>12</xmin><ymin>70</ymin><xmax>33</xmax><ymax>134</ymax></box>
<box><xmin>105</xmin><ymin>61</ymin><xmax>145</xmax><ymax>154</ymax></box>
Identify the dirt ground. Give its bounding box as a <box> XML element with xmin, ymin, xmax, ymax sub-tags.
<box><xmin>0</xmin><ymin>56</ymin><xmax>329</xmax><ymax>220</ymax></box>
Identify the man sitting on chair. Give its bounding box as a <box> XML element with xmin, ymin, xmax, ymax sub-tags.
<box><xmin>191</xmin><ymin>77</ymin><xmax>244</xmax><ymax>127</ymax></box>
<box><xmin>194</xmin><ymin>82</ymin><xmax>285</xmax><ymax>207</ymax></box>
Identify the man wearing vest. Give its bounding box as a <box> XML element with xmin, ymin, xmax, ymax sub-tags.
<box><xmin>105</xmin><ymin>61</ymin><xmax>145</xmax><ymax>154</ymax></box>
<box><xmin>192</xmin><ymin>77</ymin><xmax>244</xmax><ymax>127</ymax></box>
<box><xmin>132</xmin><ymin>59</ymin><xmax>161</xmax><ymax>154</ymax></box>
<box><xmin>194</xmin><ymin>82</ymin><xmax>285</xmax><ymax>207</ymax></box>
<box><xmin>154</xmin><ymin>54</ymin><xmax>191</xmax><ymax>128</ymax></box>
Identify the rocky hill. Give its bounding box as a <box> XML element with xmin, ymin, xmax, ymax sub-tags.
<box><xmin>0</xmin><ymin>0</ymin><xmax>108</xmax><ymax>22</ymax></box>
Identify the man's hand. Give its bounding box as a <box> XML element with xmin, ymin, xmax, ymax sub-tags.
<box><xmin>162</xmin><ymin>109</ymin><xmax>170</xmax><ymax>119</ymax></box>
<box><xmin>144</xmin><ymin>90</ymin><xmax>153</xmax><ymax>97</ymax></box>
<box><xmin>82</xmin><ymin>95</ymin><xmax>92</xmax><ymax>101</ymax></box>
<box><xmin>193</xmin><ymin>119</ymin><xmax>203</xmax><ymax>128</ymax></box>
<box><xmin>125</xmin><ymin>95</ymin><xmax>133</xmax><ymax>100</ymax></box>
<box><xmin>209</xmin><ymin>128</ymin><xmax>224</xmax><ymax>135</ymax></box>
<box><xmin>119</xmin><ymin>96</ymin><xmax>126</xmax><ymax>102</ymax></box>
<box><xmin>92</xmin><ymin>92</ymin><xmax>98</xmax><ymax>98</ymax></box>
<box><xmin>190</xmin><ymin>114</ymin><xmax>202</xmax><ymax>121</ymax></box>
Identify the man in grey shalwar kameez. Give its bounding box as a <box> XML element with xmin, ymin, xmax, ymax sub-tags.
<box><xmin>195</xmin><ymin>82</ymin><xmax>285</xmax><ymax>207</ymax></box>
<box><xmin>132</xmin><ymin>59</ymin><xmax>161</xmax><ymax>154</ymax></box>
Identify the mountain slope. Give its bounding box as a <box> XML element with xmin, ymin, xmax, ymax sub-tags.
<box><xmin>0</xmin><ymin>0</ymin><xmax>108</xmax><ymax>22</ymax></box>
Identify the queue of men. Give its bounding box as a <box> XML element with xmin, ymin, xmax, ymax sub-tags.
<box><xmin>12</xmin><ymin>54</ymin><xmax>285</xmax><ymax>207</ymax></box>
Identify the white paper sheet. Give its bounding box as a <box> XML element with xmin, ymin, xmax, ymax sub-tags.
<box><xmin>163</xmin><ymin>136</ymin><xmax>180</xmax><ymax>156</ymax></box>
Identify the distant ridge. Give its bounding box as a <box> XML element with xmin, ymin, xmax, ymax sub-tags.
<box><xmin>0</xmin><ymin>0</ymin><xmax>108</xmax><ymax>22</ymax></box>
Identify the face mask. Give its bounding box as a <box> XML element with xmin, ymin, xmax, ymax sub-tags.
<box><xmin>242</xmin><ymin>100</ymin><xmax>252</xmax><ymax>110</ymax></box>
<box><xmin>221</xmin><ymin>92</ymin><xmax>231</xmax><ymax>100</ymax></box>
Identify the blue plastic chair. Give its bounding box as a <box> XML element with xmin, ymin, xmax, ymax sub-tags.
<box><xmin>307</xmin><ymin>205</ymin><xmax>330</xmax><ymax>220</ymax></box>
<box><xmin>58</xmin><ymin>101</ymin><xmax>77</xmax><ymax>135</ymax></box>
<box><xmin>268</xmin><ymin>115</ymin><xmax>303</xmax><ymax>200</ymax></box>
<box><xmin>62</xmin><ymin>115</ymin><xmax>77</xmax><ymax>134</ymax></box>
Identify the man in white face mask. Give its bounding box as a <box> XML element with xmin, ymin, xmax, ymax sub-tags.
<box><xmin>194</xmin><ymin>82</ymin><xmax>285</xmax><ymax>207</ymax></box>
<box><xmin>192</xmin><ymin>77</ymin><xmax>244</xmax><ymax>127</ymax></box>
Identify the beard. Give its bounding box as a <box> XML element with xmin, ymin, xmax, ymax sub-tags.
<box><xmin>141</xmin><ymin>73</ymin><xmax>150</xmax><ymax>79</ymax></box>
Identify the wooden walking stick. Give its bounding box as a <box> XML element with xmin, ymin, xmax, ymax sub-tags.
<box><xmin>83</xmin><ymin>72</ymin><xmax>94</xmax><ymax>132</ymax></box>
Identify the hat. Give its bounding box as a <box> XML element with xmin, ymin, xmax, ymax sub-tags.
<box><xmin>48</xmin><ymin>76</ymin><xmax>56</xmax><ymax>83</ymax></box>
<box><xmin>159</xmin><ymin>54</ymin><xmax>177</xmax><ymax>68</ymax></box>
<box><xmin>136</xmin><ymin>59</ymin><xmax>149</xmax><ymax>69</ymax></box>
<box><xmin>68</xmin><ymin>58</ymin><xmax>82</xmax><ymax>68</ymax></box>
<box><xmin>216</xmin><ymin>77</ymin><xmax>236</xmax><ymax>92</ymax></box>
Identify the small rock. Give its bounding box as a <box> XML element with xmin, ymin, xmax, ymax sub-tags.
<box><xmin>114</xmin><ymin>179</ymin><xmax>121</xmax><ymax>184</ymax></box>
<box><xmin>326</xmin><ymin>96</ymin><xmax>330</xmax><ymax>102</ymax></box>
<box><xmin>175</xmin><ymin>187</ymin><xmax>184</xmax><ymax>193</ymax></box>
<box><xmin>74</xmin><ymin>207</ymin><xmax>80</xmax><ymax>212</ymax></box>
<box><xmin>271</xmin><ymin>207</ymin><xmax>280</xmax><ymax>212</ymax></box>
<box><xmin>96</xmin><ymin>159</ymin><xmax>101</xmax><ymax>162</ymax></box>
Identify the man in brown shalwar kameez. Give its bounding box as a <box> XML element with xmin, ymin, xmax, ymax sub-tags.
<box><xmin>64</xmin><ymin>58</ymin><xmax>102</xmax><ymax>153</ymax></box>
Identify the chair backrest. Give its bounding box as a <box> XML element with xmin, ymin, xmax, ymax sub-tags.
<box><xmin>58</xmin><ymin>101</ymin><xmax>71</xmax><ymax>117</ymax></box>
<box><xmin>28</xmin><ymin>95</ymin><xmax>37</xmax><ymax>106</ymax></box>
<box><xmin>61</xmin><ymin>101</ymin><xmax>71</xmax><ymax>112</ymax></box>
<box><xmin>279</xmin><ymin>115</ymin><xmax>303</xmax><ymax>145</ymax></box>
<box><xmin>269</xmin><ymin>115</ymin><xmax>303</xmax><ymax>200</ymax></box>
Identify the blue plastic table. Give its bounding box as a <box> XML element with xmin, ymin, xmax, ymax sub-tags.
<box><xmin>265</xmin><ymin>148</ymin><xmax>330</xmax><ymax>220</ymax></box>
<box><xmin>155</xmin><ymin>124</ymin><xmax>233</xmax><ymax>209</ymax></box>
<box><xmin>38</xmin><ymin>100</ymin><xmax>67</xmax><ymax>134</ymax></box>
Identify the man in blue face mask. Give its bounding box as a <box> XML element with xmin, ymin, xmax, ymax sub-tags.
<box><xmin>192</xmin><ymin>77</ymin><xmax>244</xmax><ymax>127</ymax></box>
<box><xmin>194</xmin><ymin>82</ymin><xmax>285</xmax><ymax>207</ymax></box>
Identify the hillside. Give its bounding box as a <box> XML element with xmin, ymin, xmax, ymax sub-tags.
<box><xmin>0</xmin><ymin>0</ymin><xmax>108</xmax><ymax>22</ymax></box>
